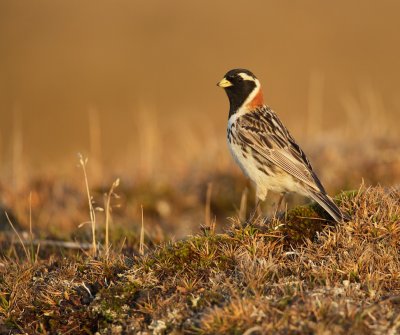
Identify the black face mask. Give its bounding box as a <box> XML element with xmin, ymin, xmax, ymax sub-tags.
<box><xmin>219</xmin><ymin>68</ymin><xmax>259</xmax><ymax>117</ymax></box>
<box><xmin>224</xmin><ymin>79</ymin><xmax>257</xmax><ymax>117</ymax></box>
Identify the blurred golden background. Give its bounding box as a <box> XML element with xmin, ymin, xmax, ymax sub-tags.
<box><xmin>1</xmin><ymin>0</ymin><xmax>400</xmax><ymax>177</ymax></box>
<box><xmin>0</xmin><ymin>1</ymin><xmax>400</xmax><ymax>240</ymax></box>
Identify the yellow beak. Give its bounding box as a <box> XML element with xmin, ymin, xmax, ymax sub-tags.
<box><xmin>217</xmin><ymin>78</ymin><xmax>233</xmax><ymax>88</ymax></box>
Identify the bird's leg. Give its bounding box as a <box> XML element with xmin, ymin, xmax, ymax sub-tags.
<box><xmin>256</xmin><ymin>200</ymin><xmax>262</xmax><ymax>216</ymax></box>
<box><xmin>249</xmin><ymin>188</ymin><xmax>266</xmax><ymax>223</ymax></box>
<box><xmin>254</xmin><ymin>198</ymin><xmax>262</xmax><ymax>216</ymax></box>
<box><xmin>275</xmin><ymin>192</ymin><xmax>286</xmax><ymax>215</ymax></box>
<box><xmin>248</xmin><ymin>199</ymin><xmax>261</xmax><ymax>223</ymax></box>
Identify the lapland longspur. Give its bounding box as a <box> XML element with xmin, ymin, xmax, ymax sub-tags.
<box><xmin>218</xmin><ymin>69</ymin><xmax>348</xmax><ymax>222</ymax></box>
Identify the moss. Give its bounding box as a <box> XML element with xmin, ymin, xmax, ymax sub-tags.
<box><xmin>283</xmin><ymin>204</ymin><xmax>328</xmax><ymax>242</ymax></box>
<box><xmin>92</xmin><ymin>282</ymin><xmax>139</xmax><ymax>322</ymax></box>
<box><xmin>191</xmin><ymin>290</ymin><xmax>226</xmax><ymax>310</ymax></box>
<box><xmin>144</xmin><ymin>235</ymin><xmax>235</xmax><ymax>277</ymax></box>
<box><xmin>275</xmin><ymin>295</ymin><xmax>295</xmax><ymax>309</ymax></box>
<box><xmin>232</xmin><ymin>224</ymin><xmax>259</xmax><ymax>240</ymax></box>
<box><xmin>335</xmin><ymin>190</ymin><xmax>358</xmax><ymax>203</ymax></box>
<box><xmin>281</xmin><ymin>190</ymin><xmax>356</xmax><ymax>242</ymax></box>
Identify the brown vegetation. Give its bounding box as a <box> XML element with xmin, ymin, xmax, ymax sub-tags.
<box><xmin>1</xmin><ymin>185</ymin><xmax>400</xmax><ymax>334</ymax></box>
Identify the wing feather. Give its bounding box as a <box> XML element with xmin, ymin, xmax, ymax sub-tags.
<box><xmin>237</xmin><ymin>108</ymin><xmax>324</xmax><ymax>193</ymax></box>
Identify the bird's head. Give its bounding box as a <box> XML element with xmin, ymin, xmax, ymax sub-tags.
<box><xmin>217</xmin><ymin>69</ymin><xmax>264</xmax><ymax>116</ymax></box>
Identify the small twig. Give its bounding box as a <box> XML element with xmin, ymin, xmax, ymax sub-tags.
<box><xmin>78</xmin><ymin>154</ymin><xmax>97</xmax><ymax>255</ymax></box>
<box><xmin>104</xmin><ymin>178</ymin><xmax>120</xmax><ymax>259</ymax></box>
<box><xmin>205</xmin><ymin>182</ymin><xmax>213</xmax><ymax>229</ymax></box>
<box><xmin>118</xmin><ymin>236</ymin><xmax>127</xmax><ymax>254</ymax></box>
<box><xmin>5</xmin><ymin>212</ymin><xmax>29</xmax><ymax>260</ymax></box>
<box><xmin>243</xmin><ymin>326</ymin><xmax>262</xmax><ymax>335</ymax></box>
<box><xmin>63</xmin><ymin>325</ymin><xmax>80</xmax><ymax>335</ymax></box>
<box><xmin>81</xmin><ymin>282</ymin><xmax>93</xmax><ymax>298</ymax></box>
<box><xmin>29</xmin><ymin>192</ymin><xmax>35</xmax><ymax>263</ymax></box>
<box><xmin>139</xmin><ymin>205</ymin><xmax>145</xmax><ymax>255</ymax></box>
<box><xmin>293</xmin><ymin>216</ymin><xmax>330</xmax><ymax>222</ymax></box>
<box><xmin>17</xmin><ymin>239</ymin><xmax>92</xmax><ymax>250</ymax></box>
<box><xmin>35</xmin><ymin>242</ymin><xmax>41</xmax><ymax>260</ymax></box>
<box><xmin>239</xmin><ymin>187</ymin><xmax>248</xmax><ymax>222</ymax></box>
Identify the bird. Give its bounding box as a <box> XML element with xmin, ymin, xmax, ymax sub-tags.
<box><xmin>217</xmin><ymin>68</ymin><xmax>348</xmax><ymax>222</ymax></box>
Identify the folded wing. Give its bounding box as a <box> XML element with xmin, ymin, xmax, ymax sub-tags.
<box><xmin>237</xmin><ymin>108</ymin><xmax>325</xmax><ymax>194</ymax></box>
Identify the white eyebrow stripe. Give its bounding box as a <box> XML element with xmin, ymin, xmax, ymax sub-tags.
<box><xmin>238</xmin><ymin>72</ymin><xmax>256</xmax><ymax>81</ymax></box>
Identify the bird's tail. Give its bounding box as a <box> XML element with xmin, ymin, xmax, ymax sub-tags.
<box><xmin>308</xmin><ymin>190</ymin><xmax>349</xmax><ymax>223</ymax></box>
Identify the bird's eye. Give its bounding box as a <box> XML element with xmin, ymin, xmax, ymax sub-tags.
<box><xmin>236</xmin><ymin>76</ymin><xmax>243</xmax><ymax>82</ymax></box>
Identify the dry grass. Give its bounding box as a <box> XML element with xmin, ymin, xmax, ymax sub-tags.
<box><xmin>0</xmin><ymin>185</ymin><xmax>400</xmax><ymax>334</ymax></box>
